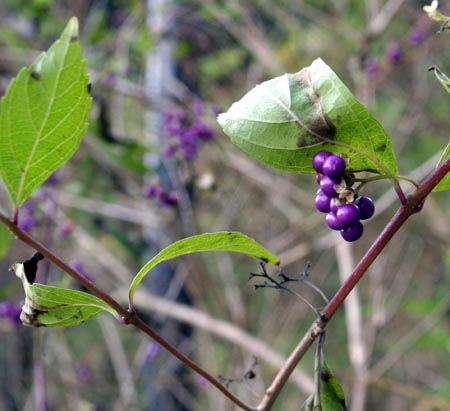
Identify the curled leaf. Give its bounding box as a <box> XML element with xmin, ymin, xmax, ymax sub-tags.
<box><xmin>12</xmin><ymin>257</ymin><xmax>116</xmax><ymax>327</ymax></box>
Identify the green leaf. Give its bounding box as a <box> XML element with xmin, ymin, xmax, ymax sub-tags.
<box><xmin>319</xmin><ymin>360</ymin><xmax>348</xmax><ymax>411</ymax></box>
<box><xmin>302</xmin><ymin>334</ymin><xmax>348</xmax><ymax>411</ymax></box>
<box><xmin>429</xmin><ymin>65</ymin><xmax>450</xmax><ymax>95</ymax></box>
<box><xmin>0</xmin><ymin>17</ymin><xmax>92</xmax><ymax>207</ymax></box>
<box><xmin>218</xmin><ymin>58</ymin><xmax>397</xmax><ymax>175</ymax></box>
<box><xmin>12</xmin><ymin>260</ymin><xmax>116</xmax><ymax>327</ymax></box>
<box><xmin>129</xmin><ymin>231</ymin><xmax>280</xmax><ymax>306</ymax></box>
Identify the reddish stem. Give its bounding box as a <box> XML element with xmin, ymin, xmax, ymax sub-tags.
<box><xmin>0</xmin><ymin>212</ymin><xmax>255</xmax><ymax>411</ymax></box>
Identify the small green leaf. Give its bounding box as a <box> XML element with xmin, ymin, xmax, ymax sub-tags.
<box><xmin>218</xmin><ymin>58</ymin><xmax>397</xmax><ymax>175</ymax></box>
<box><xmin>303</xmin><ymin>333</ymin><xmax>348</xmax><ymax>411</ymax></box>
<box><xmin>429</xmin><ymin>65</ymin><xmax>450</xmax><ymax>95</ymax></box>
<box><xmin>319</xmin><ymin>360</ymin><xmax>347</xmax><ymax>411</ymax></box>
<box><xmin>12</xmin><ymin>260</ymin><xmax>116</xmax><ymax>327</ymax></box>
<box><xmin>129</xmin><ymin>232</ymin><xmax>280</xmax><ymax>306</ymax></box>
<box><xmin>0</xmin><ymin>17</ymin><xmax>92</xmax><ymax>207</ymax></box>
<box><xmin>428</xmin><ymin>66</ymin><xmax>450</xmax><ymax>192</ymax></box>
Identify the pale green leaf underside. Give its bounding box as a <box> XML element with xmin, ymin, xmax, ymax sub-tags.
<box><xmin>429</xmin><ymin>66</ymin><xmax>450</xmax><ymax>192</ymax></box>
<box><xmin>129</xmin><ymin>232</ymin><xmax>280</xmax><ymax>304</ymax></box>
<box><xmin>27</xmin><ymin>283</ymin><xmax>116</xmax><ymax>327</ymax></box>
<box><xmin>0</xmin><ymin>17</ymin><xmax>92</xmax><ymax>207</ymax></box>
<box><xmin>218</xmin><ymin>58</ymin><xmax>397</xmax><ymax>175</ymax></box>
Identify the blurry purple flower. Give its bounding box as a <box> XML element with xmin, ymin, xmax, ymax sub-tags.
<box><xmin>76</xmin><ymin>362</ymin><xmax>91</xmax><ymax>382</ymax></box>
<box><xmin>144</xmin><ymin>184</ymin><xmax>165</xmax><ymax>199</ymax></box>
<box><xmin>195</xmin><ymin>374</ymin><xmax>210</xmax><ymax>389</ymax></box>
<box><xmin>181</xmin><ymin>140</ymin><xmax>199</xmax><ymax>158</ymax></box>
<box><xmin>211</xmin><ymin>104</ymin><xmax>223</xmax><ymax>116</ymax></box>
<box><xmin>104</xmin><ymin>73</ymin><xmax>117</xmax><ymax>87</ymax></box>
<box><xmin>18</xmin><ymin>214</ymin><xmax>37</xmax><ymax>232</ymax></box>
<box><xmin>162</xmin><ymin>144</ymin><xmax>178</xmax><ymax>157</ymax></box>
<box><xmin>22</xmin><ymin>201</ymin><xmax>35</xmax><ymax>214</ymax></box>
<box><xmin>161</xmin><ymin>191</ymin><xmax>178</xmax><ymax>206</ymax></box>
<box><xmin>191</xmin><ymin>101</ymin><xmax>204</xmax><ymax>115</ymax></box>
<box><xmin>57</xmin><ymin>220</ymin><xmax>75</xmax><ymax>238</ymax></box>
<box><xmin>0</xmin><ymin>301</ymin><xmax>22</xmax><ymax>326</ymax></box>
<box><xmin>409</xmin><ymin>27</ymin><xmax>426</xmax><ymax>45</ymax></box>
<box><xmin>385</xmin><ymin>44</ymin><xmax>402</xmax><ymax>65</ymax></box>
<box><xmin>364</xmin><ymin>58</ymin><xmax>380</xmax><ymax>79</ymax></box>
<box><xmin>44</xmin><ymin>171</ymin><xmax>60</xmax><ymax>186</ymax></box>
<box><xmin>192</xmin><ymin>120</ymin><xmax>215</xmax><ymax>141</ymax></box>
<box><xmin>146</xmin><ymin>341</ymin><xmax>161</xmax><ymax>362</ymax></box>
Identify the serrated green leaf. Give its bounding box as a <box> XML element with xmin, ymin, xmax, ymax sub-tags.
<box><xmin>129</xmin><ymin>232</ymin><xmax>280</xmax><ymax>306</ymax></box>
<box><xmin>218</xmin><ymin>58</ymin><xmax>397</xmax><ymax>175</ymax></box>
<box><xmin>0</xmin><ymin>17</ymin><xmax>92</xmax><ymax>207</ymax></box>
<box><xmin>12</xmin><ymin>260</ymin><xmax>116</xmax><ymax>327</ymax></box>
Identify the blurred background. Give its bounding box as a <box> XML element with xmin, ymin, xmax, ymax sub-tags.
<box><xmin>0</xmin><ymin>1</ymin><xmax>449</xmax><ymax>410</ymax></box>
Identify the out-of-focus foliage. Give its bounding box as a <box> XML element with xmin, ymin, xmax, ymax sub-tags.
<box><xmin>0</xmin><ymin>1</ymin><xmax>449</xmax><ymax>411</ymax></box>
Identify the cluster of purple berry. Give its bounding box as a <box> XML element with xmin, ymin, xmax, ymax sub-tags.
<box><xmin>313</xmin><ymin>151</ymin><xmax>375</xmax><ymax>242</ymax></box>
<box><xmin>162</xmin><ymin>102</ymin><xmax>217</xmax><ymax>159</ymax></box>
<box><xmin>143</xmin><ymin>181</ymin><xmax>178</xmax><ymax>207</ymax></box>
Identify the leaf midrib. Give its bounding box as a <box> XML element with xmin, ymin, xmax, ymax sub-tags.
<box><xmin>16</xmin><ymin>43</ymin><xmax>69</xmax><ymax>205</ymax></box>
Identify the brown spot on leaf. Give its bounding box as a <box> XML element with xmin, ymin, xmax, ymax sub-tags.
<box><xmin>292</xmin><ymin>69</ymin><xmax>337</xmax><ymax>147</ymax></box>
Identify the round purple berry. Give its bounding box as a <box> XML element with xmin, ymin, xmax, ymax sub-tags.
<box><xmin>315</xmin><ymin>190</ymin><xmax>332</xmax><ymax>213</ymax></box>
<box><xmin>329</xmin><ymin>197</ymin><xmax>344</xmax><ymax>213</ymax></box>
<box><xmin>326</xmin><ymin>212</ymin><xmax>344</xmax><ymax>230</ymax></box>
<box><xmin>336</xmin><ymin>204</ymin><xmax>360</xmax><ymax>227</ymax></box>
<box><xmin>319</xmin><ymin>175</ymin><xmax>340</xmax><ymax>198</ymax></box>
<box><xmin>356</xmin><ymin>196</ymin><xmax>375</xmax><ymax>220</ymax></box>
<box><xmin>340</xmin><ymin>222</ymin><xmax>364</xmax><ymax>242</ymax></box>
<box><xmin>322</xmin><ymin>155</ymin><xmax>346</xmax><ymax>180</ymax></box>
<box><xmin>312</xmin><ymin>151</ymin><xmax>333</xmax><ymax>174</ymax></box>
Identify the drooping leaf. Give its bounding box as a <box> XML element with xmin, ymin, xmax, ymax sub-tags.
<box><xmin>0</xmin><ymin>17</ymin><xmax>92</xmax><ymax>207</ymax></box>
<box><xmin>301</xmin><ymin>333</ymin><xmax>348</xmax><ymax>411</ymax></box>
<box><xmin>12</xmin><ymin>259</ymin><xmax>116</xmax><ymax>327</ymax></box>
<box><xmin>129</xmin><ymin>231</ymin><xmax>280</xmax><ymax>306</ymax></box>
<box><xmin>428</xmin><ymin>66</ymin><xmax>450</xmax><ymax>192</ymax></box>
<box><xmin>319</xmin><ymin>360</ymin><xmax>348</xmax><ymax>411</ymax></box>
<box><xmin>218</xmin><ymin>58</ymin><xmax>397</xmax><ymax>175</ymax></box>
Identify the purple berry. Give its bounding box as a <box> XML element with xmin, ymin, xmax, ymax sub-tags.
<box><xmin>315</xmin><ymin>190</ymin><xmax>332</xmax><ymax>213</ymax></box>
<box><xmin>336</xmin><ymin>204</ymin><xmax>360</xmax><ymax>227</ymax></box>
<box><xmin>312</xmin><ymin>151</ymin><xmax>333</xmax><ymax>173</ymax></box>
<box><xmin>319</xmin><ymin>175</ymin><xmax>341</xmax><ymax>197</ymax></box>
<box><xmin>330</xmin><ymin>197</ymin><xmax>344</xmax><ymax>213</ymax></box>
<box><xmin>340</xmin><ymin>222</ymin><xmax>364</xmax><ymax>242</ymax></box>
<box><xmin>322</xmin><ymin>155</ymin><xmax>346</xmax><ymax>180</ymax></box>
<box><xmin>356</xmin><ymin>196</ymin><xmax>375</xmax><ymax>220</ymax></box>
<box><xmin>326</xmin><ymin>212</ymin><xmax>344</xmax><ymax>230</ymax></box>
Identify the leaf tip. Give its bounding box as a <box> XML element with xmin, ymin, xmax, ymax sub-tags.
<box><xmin>66</xmin><ymin>16</ymin><xmax>80</xmax><ymax>37</ymax></box>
